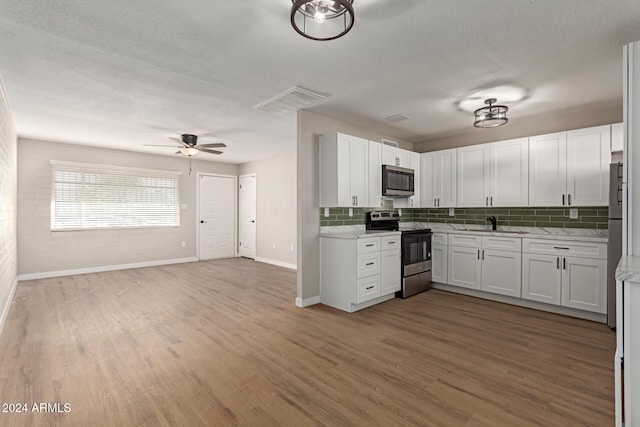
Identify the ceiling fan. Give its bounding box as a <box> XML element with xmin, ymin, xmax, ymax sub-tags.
<box><xmin>145</xmin><ymin>134</ymin><xmax>226</xmax><ymax>156</ymax></box>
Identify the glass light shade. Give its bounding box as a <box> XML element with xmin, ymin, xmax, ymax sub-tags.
<box><xmin>181</xmin><ymin>147</ymin><xmax>199</xmax><ymax>156</ymax></box>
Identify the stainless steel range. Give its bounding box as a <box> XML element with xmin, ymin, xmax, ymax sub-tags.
<box><xmin>366</xmin><ymin>211</ymin><xmax>433</xmax><ymax>298</ymax></box>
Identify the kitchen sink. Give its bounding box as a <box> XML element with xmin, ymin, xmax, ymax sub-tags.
<box><xmin>462</xmin><ymin>229</ymin><xmax>528</xmax><ymax>234</ymax></box>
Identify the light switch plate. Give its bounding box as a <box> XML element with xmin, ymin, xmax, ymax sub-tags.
<box><xmin>181</xmin><ymin>203</ymin><xmax>188</xmax><ymax>210</ymax></box>
<box><xmin>569</xmin><ymin>208</ymin><xmax>578</xmax><ymax>219</ymax></box>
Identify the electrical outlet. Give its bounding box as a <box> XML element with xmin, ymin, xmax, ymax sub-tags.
<box><xmin>324</xmin><ymin>207</ymin><xmax>329</xmax><ymax>217</ymax></box>
<box><xmin>181</xmin><ymin>241</ymin><xmax>186</xmax><ymax>248</ymax></box>
<box><xmin>290</xmin><ymin>244</ymin><xmax>294</xmax><ymax>252</ymax></box>
<box><xmin>180</xmin><ymin>204</ymin><xmax>188</xmax><ymax>210</ymax></box>
<box><xmin>272</xmin><ymin>243</ymin><xmax>276</xmax><ymax>249</ymax></box>
<box><xmin>449</xmin><ymin>208</ymin><xmax>455</xmax><ymax>217</ymax></box>
<box><xmin>569</xmin><ymin>208</ymin><xmax>578</xmax><ymax>219</ymax></box>
<box><xmin>348</xmin><ymin>208</ymin><xmax>353</xmax><ymax>217</ymax></box>
<box><xmin>398</xmin><ymin>209</ymin><xmax>402</xmax><ymax>216</ymax></box>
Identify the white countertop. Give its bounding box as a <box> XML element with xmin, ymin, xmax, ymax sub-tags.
<box><xmin>616</xmin><ymin>256</ymin><xmax>640</xmax><ymax>282</ymax></box>
<box><xmin>320</xmin><ymin>223</ymin><xmax>608</xmax><ymax>243</ymax></box>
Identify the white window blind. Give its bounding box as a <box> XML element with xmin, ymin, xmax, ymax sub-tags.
<box><xmin>51</xmin><ymin>161</ymin><xmax>181</xmax><ymax>231</ymax></box>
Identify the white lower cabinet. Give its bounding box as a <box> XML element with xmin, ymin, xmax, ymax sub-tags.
<box><xmin>432</xmin><ymin>244</ymin><xmax>448</xmax><ymax>284</ymax></box>
<box><xmin>522</xmin><ymin>239</ymin><xmax>607</xmax><ymax>314</ymax></box>
<box><xmin>321</xmin><ymin>234</ymin><xmax>401</xmax><ymax>313</ymax></box>
<box><xmin>447</xmin><ymin>233</ymin><xmax>522</xmax><ymax>296</ymax></box>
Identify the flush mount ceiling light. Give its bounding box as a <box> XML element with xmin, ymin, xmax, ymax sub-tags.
<box><xmin>291</xmin><ymin>0</ymin><xmax>355</xmax><ymax>41</ymax></box>
<box><xmin>473</xmin><ymin>98</ymin><xmax>509</xmax><ymax>128</ymax></box>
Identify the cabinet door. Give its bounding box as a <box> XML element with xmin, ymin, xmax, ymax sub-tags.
<box><xmin>351</xmin><ymin>137</ymin><xmax>369</xmax><ymax>207</ymax></box>
<box><xmin>438</xmin><ymin>149</ymin><xmax>458</xmax><ymax>208</ymax></box>
<box><xmin>382</xmin><ymin>145</ymin><xmax>397</xmax><ymax>166</ymax></box>
<box><xmin>522</xmin><ymin>253</ymin><xmax>561</xmax><ymax>305</ymax></box>
<box><xmin>457</xmin><ymin>144</ymin><xmax>490</xmax><ymax>207</ymax></box>
<box><xmin>396</xmin><ymin>148</ymin><xmax>411</xmax><ymax>168</ymax></box>
<box><xmin>368</xmin><ymin>141</ymin><xmax>383</xmax><ymax>208</ymax></box>
<box><xmin>447</xmin><ymin>246</ymin><xmax>481</xmax><ymax>289</ymax></box>
<box><xmin>566</xmin><ymin>125</ymin><xmax>610</xmax><ymax>206</ymax></box>
<box><xmin>561</xmin><ymin>256</ymin><xmax>607</xmax><ymax>313</ymax></box>
<box><xmin>421</xmin><ymin>152</ymin><xmax>436</xmax><ymax>207</ymax></box>
<box><xmin>432</xmin><ymin>244</ymin><xmax>448</xmax><ymax>284</ymax></box>
<box><xmin>490</xmin><ymin>138</ymin><xmax>529</xmax><ymax>207</ymax></box>
<box><xmin>380</xmin><ymin>250</ymin><xmax>401</xmax><ymax>294</ymax></box>
<box><xmin>611</xmin><ymin>122</ymin><xmax>623</xmax><ymax>152</ymax></box>
<box><xmin>481</xmin><ymin>249</ymin><xmax>522</xmax><ymax>297</ymax></box>
<box><xmin>410</xmin><ymin>152</ymin><xmax>420</xmax><ymax>207</ymax></box>
<box><xmin>529</xmin><ymin>132</ymin><xmax>567</xmax><ymax>206</ymax></box>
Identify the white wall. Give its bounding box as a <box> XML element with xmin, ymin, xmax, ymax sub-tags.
<box><xmin>296</xmin><ymin>110</ymin><xmax>413</xmax><ymax>304</ymax></box>
<box><xmin>0</xmin><ymin>78</ymin><xmax>18</xmax><ymax>332</ymax></box>
<box><xmin>17</xmin><ymin>139</ymin><xmax>237</xmax><ymax>277</ymax></box>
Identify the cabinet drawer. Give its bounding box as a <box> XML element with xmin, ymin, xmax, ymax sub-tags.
<box><xmin>381</xmin><ymin>235</ymin><xmax>401</xmax><ymax>250</ymax></box>
<box><xmin>482</xmin><ymin>235</ymin><xmax>522</xmax><ymax>251</ymax></box>
<box><xmin>448</xmin><ymin>233</ymin><xmax>482</xmax><ymax>248</ymax></box>
<box><xmin>355</xmin><ymin>276</ymin><xmax>381</xmax><ymax>303</ymax></box>
<box><xmin>522</xmin><ymin>238</ymin><xmax>606</xmax><ymax>259</ymax></box>
<box><xmin>432</xmin><ymin>232</ymin><xmax>447</xmax><ymax>244</ymax></box>
<box><xmin>357</xmin><ymin>237</ymin><xmax>380</xmax><ymax>254</ymax></box>
<box><xmin>357</xmin><ymin>252</ymin><xmax>381</xmax><ymax>278</ymax></box>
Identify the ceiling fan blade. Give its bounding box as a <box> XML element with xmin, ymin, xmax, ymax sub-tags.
<box><xmin>169</xmin><ymin>137</ymin><xmax>188</xmax><ymax>146</ymax></box>
<box><xmin>197</xmin><ymin>147</ymin><xmax>223</xmax><ymax>155</ymax></box>
<box><xmin>174</xmin><ymin>151</ymin><xmax>182</xmax><ymax>155</ymax></box>
<box><xmin>197</xmin><ymin>143</ymin><xmax>227</xmax><ymax>148</ymax></box>
<box><xmin>145</xmin><ymin>144</ymin><xmax>181</xmax><ymax>147</ymax></box>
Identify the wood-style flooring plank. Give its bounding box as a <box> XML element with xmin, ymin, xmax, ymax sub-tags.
<box><xmin>0</xmin><ymin>258</ymin><xmax>614</xmax><ymax>426</ymax></box>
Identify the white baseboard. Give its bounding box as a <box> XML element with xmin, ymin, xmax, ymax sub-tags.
<box><xmin>0</xmin><ymin>277</ymin><xmax>19</xmax><ymax>337</ymax></box>
<box><xmin>295</xmin><ymin>295</ymin><xmax>321</xmax><ymax>308</ymax></box>
<box><xmin>17</xmin><ymin>257</ymin><xmax>199</xmax><ymax>281</ymax></box>
<box><xmin>255</xmin><ymin>257</ymin><xmax>297</xmax><ymax>270</ymax></box>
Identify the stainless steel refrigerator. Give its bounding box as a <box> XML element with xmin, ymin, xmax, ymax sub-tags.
<box><xmin>608</xmin><ymin>162</ymin><xmax>623</xmax><ymax>328</ymax></box>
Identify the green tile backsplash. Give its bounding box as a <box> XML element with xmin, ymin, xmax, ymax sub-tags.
<box><xmin>319</xmin><ymin>205</ymin><xmax>609</xmax><ymax>229</ymax></box>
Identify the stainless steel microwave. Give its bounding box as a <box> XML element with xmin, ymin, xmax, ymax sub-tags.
<box><xmin>382</xmin><ymin>165</ymin><xmax>414</xmax><ymax>197</ymax></box>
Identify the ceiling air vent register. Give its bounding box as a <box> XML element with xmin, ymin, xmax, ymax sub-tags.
<box><xmin>252</xmin><ymin>86</ymin><xmax>327</xmax><ymax>114</ymax></box>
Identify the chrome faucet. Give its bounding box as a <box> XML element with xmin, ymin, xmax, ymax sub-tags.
<box><xmin>487</xmin><ymin>216</ymin><xmax>497</xmax><ymax>231</ymax></box>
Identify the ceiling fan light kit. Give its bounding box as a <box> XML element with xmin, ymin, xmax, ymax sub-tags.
<box><xmin>290</xmin><ymin>0</ymin><xmax>354</xmax><ymax>41</ymax></box>
<box><xmin>473</xmin><ymin>98</ymin><xmax>509</xmax><ymax>128</ymax></box>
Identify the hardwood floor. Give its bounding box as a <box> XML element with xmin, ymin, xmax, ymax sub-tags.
<box><xmin>0</xmin><ymin>258</ymin><xmax>614</xmax><ymax>426</ymax></box>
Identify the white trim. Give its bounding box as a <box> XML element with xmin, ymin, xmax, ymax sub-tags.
<box><xmin>432</xmin><ymin>283</ymin><xmax>607</xmax><ymax>323</ymax></box>
<box><xmin>197</xmin><ymin>173</ymin><xmax>238</xmax><ymax>260</ymax></box>
<box><xmin>49</xmin><ymin>160</ymin><xmax>182</xmax><ymax>176</ymax></box>
<box><xmin>255</xmin><ymin>257</ymin><xmax>297</xmax><ymax>270</ymax></box>
<box><xmin>17</xmin><ymin>257</ymin><xmax>198</xmax><ymax>281</ymax></box>
<box><xmin>0</xmin><ymin>277</ymin><xmax>19</xmax><ymax>337</ymax></box>
<box><xmin>295</xmin><ymin>295</ymin><xmax>321</xmax><ymax>307</ymax></box>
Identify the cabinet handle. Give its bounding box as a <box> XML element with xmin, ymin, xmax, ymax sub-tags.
<box><xmin>366</xmin><ymin>262</ymin><xmax>375</xmax><ymax>266</ymax></box>
<box><xmin>618</xmin><ymin>162</ymin><xmax>623</xmax><ymax>179</ymax></box>
<box><xmin>437</xmin><ymin>198</ymin><xmax>440</xmax><ymax>207</ymax></box>
<box><xmin>567</xmin><ymin>194</ymin><xmax>571</xmax><ymax>206</ymax></box>
<box><xmin>562</xmin><ymin>194</ymin><xmax>565</xmax><ymax>205</ymax></box>
<box><xmin>434</xmin><ymin>198</ymin><xmax>437</xmax><ymax>207</ymax></box>
<box><xmin>617</xmin><ymin>187</ymin><xmax>623</xmax><ymax>205</ymax></box>
<box><xmin>563</xmin><ymin>258</ymin><xmax>566</xmax><ymax>270</ymax></box>
<box><xmin>388</xmin><ymin>241</ymin><xmax>396</xmax><ymax>245</ymax></box>
<box><xmin>477</xmin><ymin>250</ymin><xmax>480</xmax><ymax>260</ymax></box>
<box><xmin>490</xmin><ymin>196</ymin><xmax>493</xmax><ymax>206</ymax></box>
<box><xmin>366</xmin><ymin>285</ymin><xmax>375</xmax><ymax>290</ymax></box>
<box><xmin>380</xmin><ymin>197</ymin><xmax>383</xmax><ymax>206</ymax></box>
<box><xmin>355</xmin><ymin>195</ymin><xmax>358</xmax><ymax>206</ymax></box>
<box><xmin>553</xmin><ymin>246</ymin><xmax>570</xmax><ymax>250</ymax></box>
<box><xmin>366</xmin><ymin>244</ymin><xmax>375</xmax><ymax>247</ymax></box>
<box><xmin>486</xmin><ymin>197</ymin><xmax>489</xmax><ymax>207</ymax></box>
<box><xmin>482</xmin><ymin>249</ymin><xmax>485</xmax><ymax>260</ymax></box>
<box><xmin>556</xmin><ymin>257</ymin><xmax>560</xmax><ymax>269</ymax></box>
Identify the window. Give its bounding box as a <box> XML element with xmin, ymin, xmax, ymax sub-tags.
<box><xmin>51</xmin><ymin>161</ymin><xmax>181</xmax><ymax>231</ymax></box>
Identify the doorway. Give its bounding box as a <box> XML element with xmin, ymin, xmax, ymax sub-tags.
<box><xmin>239</xmin><ymin>174</ymin><xmax>257</xmax><ymax>259</ymax></box>
<box><xmin>198</xmin><ymin>174</ymin><xmax>236</xmax><ymax>260</ymax></box>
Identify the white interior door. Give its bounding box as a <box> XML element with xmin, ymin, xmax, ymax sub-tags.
<box><xmin>239</xmin><ymin>174</ymin><xmax>256</xmax><ymax>259</ymax></box>
<box><xmin>198</xmin><ymin>174</ymin><xmax>236</xmax><ymax>260</ymax></box>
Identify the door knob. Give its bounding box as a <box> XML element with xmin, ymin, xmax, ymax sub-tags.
<box><xmin>200</xmin><ymin>220</ymin><xmax>207</xmax><ymax>224</ymax></box>
<box><xmin>250</xmin><ymin>220</ymin><xmax>255</xmax><ymax>223</ymax></box>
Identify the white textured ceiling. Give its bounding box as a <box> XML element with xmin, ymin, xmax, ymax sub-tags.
<box><xmin>1</xmin><ymin>1</ymin><xmax>640</xmax><ymax>163</ymax></box>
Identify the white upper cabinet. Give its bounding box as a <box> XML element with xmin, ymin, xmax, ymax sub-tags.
<box><xmin>382</xmin><ymin>142</ymin><xmax>411</xmax><ymax>168</ymax></box>
<box><xmin>457</xmin><ymin>144</ymin><xmax>490</xmax><ymax>207</ymax></box>
<box><xmin>368</xmin><ymin>141</ymin><xmax>383</xmax><ymax>208</ymax></box>
<box><xmin>529</xmin><ymin>132</ymin><xmax>567</xmax><ymax>206</ymax></box>
<box><xmin>396</xmin><ymin>148</ymin><xmax>411</xmax><ymax>168</ymax></box>
<box><xmin>529</xmin><ymin>126</ymin><xmax>609</xmax><ymax>207</ymax></box>
<box><xmin>319</xmin><ymin>133</ymin><xmax>369</xmax><ymax>207</ymax></box>
<box><xmin>566</xmin><ymin>125</ymin><xmax>610</xmax><ymax>206</ymax></box>
<box><xmin>611</xmin><ymin>122</ymin><xmax>623</xmax><ymax>152</ymax></box>
<box><xmin>422</xmin><ymin>149</ymin><xmax>457</xmax><ymax>208</ymax></box>
<box><xmin>457</xmin><ymin>138</ymin><xmax>528</xmax><ymax>207</ymax></box>
<box><xmin>490</xmin><ymin>138</ymin><xmax>529</xmax><ymax>206</ymax></box>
